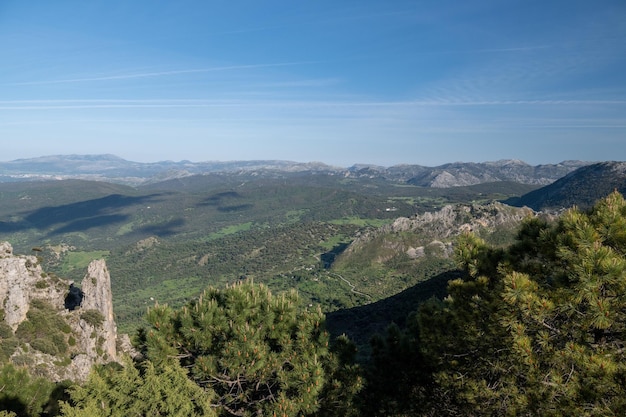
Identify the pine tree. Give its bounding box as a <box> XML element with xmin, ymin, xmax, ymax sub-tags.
<box><xmin>138</xmin><ymin>280</ymin><xmax>358</xmax><ymax>417</ymax></box>
<box><xmin>417</xmin><ymin>192</ymin><xmax>626</xmax><ymax>416</ymax></box>
<box><xmin>61</xmin><ymin>359</ymin><xmax>215</xmax><ymax>417</ymax></box>
<box><xmin>62</xmin><ymin>281</ymin><xmax>361</xmax><ymax>417</ymax></box>
<box><xmin>0</xmin><ymin>363</ymin><xmax>58</xmax><ymax>417</ymax></box>
<box><xmin>498</xmin><ymin>191</ymin><xmax>626</xmax><ymax>415</ymax></box>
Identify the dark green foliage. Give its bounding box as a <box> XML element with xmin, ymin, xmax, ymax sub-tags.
<box><xmin>138</xmin><ymin>281</ymin><xmax>359</xmax><ymax>417</ymax></box>
<box><xmin>35</xmin><ymin>280</ymin><xmax>49</xmax><ymax>289</ymax></box>
<box><xmin>0</xmin><ymin>363</ymin><xmax>59</xmax><ymax>417</ymax></box>
<box><xmin>30</xmin><ymin>339</ymin><xmax>61</xmax><ymax>357</ymax></box>
<box><xmin>61</xmin><ymin>359</ymin><xmax>215</xmax><ymax>417</ymax></box>
<box><xmin>79</xmin><ymin>310</ymin><xmax>104</xmax><ymax>328</ymax></box>
<box><xmin>412</xmin><ymin>191</ymin><xmax>626</xmax><ymax>415</ymax></box>
<box><xmin>360</xmin><ymin>318</ymin><xmax>431</xmax><ymax>416</ymax></box>
<box><xmin>314</xmin><ymin>335</ymin><xmax>363</xmax><ymax>417</ymax></box>
<box><xmin>0</xmin><ymin>338</ymin><xmax>19</xmax><ymax>363</ymax></box>
<box><xmin>15</xmin><ymin>300</ymin><xmax>71</xmax><ymax>357</ymax></box>
<box><xmin>63</xmin><ymin>282</ymin><xmax>361</xmax><ymax>417</ymax></box>
<box><xmin>0</xmin><ymin>322</ymin><xmax>14</xmax><ymax>339</ymax></box>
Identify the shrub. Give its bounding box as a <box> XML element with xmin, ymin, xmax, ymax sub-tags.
<box><xmin>35</xmin><ymin>280</ymin><xmax>49</xmax><ymax>289</ymax></box>
<box><xmin>0</xmin><ymin>322</ymin><xmax>13</xmax><ymax>339</ymax></box>
<box><xmin>0</xmin><ymin>339</ymin><xmax>18</xmax><ymax>362</ymax></box>
<box><xmin>15</xmin><ymin>300</ymin><xmax>70</xmax><ymax>359</ymax></box>
<box><xmin>80</xmin><ymin>310</ymin><xmax>104</xmax><ymax>327</ymax></box>
<box><xmin>31</xmin><ymin>338</ymin><xmax>59</xmax><ymax>356</ymax></box>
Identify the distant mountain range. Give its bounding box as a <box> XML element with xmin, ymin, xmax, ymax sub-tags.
<box><xmin>506</xmin><ymin>161</ymin><xmax>626</xmax><ymax>211</ymax></box>
<box><xmin>0</xmin><ymin>154</ymin><xmax>591</xmax><ymax>188</ymax></box>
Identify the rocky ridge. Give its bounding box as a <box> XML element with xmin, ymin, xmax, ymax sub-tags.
<box><xmin>507</xmin><ymin>161</ymin><xmax>626</xmax><ymax>210</ymax></box>
<box><xmin>343</xmin><ymin>202</ymin><xmax>540</xmax><ymax>263</ymax></box>
<box><xmin>0</xmin><ymin>242</ymin><xmax>128</xmax><ymax>382</ymax></box>
<box><xmin>0</xmin><ymin>154</ymin><xmax>589</xmax><ymax>188</ymax></box>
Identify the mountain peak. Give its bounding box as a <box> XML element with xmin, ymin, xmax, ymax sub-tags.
<box><xmin>507</xmin><ymin>161</ymin><xmax>626</xmax><ymax>210</ymax></box>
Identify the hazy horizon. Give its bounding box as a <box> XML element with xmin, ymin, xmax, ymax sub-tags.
<box><xmin>2</xmin><ymin>1</ymin><xmax>625</xmax><ymax>166</ymax></box>
<box><xmin>0</xmin><ymin>152</ymin><xmax>606</xmax><ymax>169</ymax></box>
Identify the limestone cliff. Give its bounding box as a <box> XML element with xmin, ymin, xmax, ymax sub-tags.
<box><xmin>0</xmin><ymin>242</ymin><xmax>67</xmax><ymax>330</ymax></box>
<box><xmin>0</xmin><ymin>242</ymin><xmax>128</xmax><ymax>382</ymax></box>
<box><xmin>78</xmin><ymin>260</ymin><xmax>118</xmax><ymax>362</ymax></box>
<box><xmin>342</xmin><ymin>202</ymin><xmax>545</xmax><ymax>263</ymax></box>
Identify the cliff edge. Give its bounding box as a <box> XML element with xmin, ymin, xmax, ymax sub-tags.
<box><xmin>0</xmin><ymin>242</ymin><xmax>128</xmax><ymax>382</ymax></box>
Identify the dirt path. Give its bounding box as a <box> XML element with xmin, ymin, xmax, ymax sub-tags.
<box><xmin>329</xmin><ymin>272</ymin><xmax>371</xmax><ymax>300</ymax></box>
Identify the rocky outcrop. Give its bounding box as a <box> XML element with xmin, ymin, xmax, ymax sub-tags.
<box><xmin>0</xmin><ymin>242</ymin><xmax>67</xmax><ymax>330</ymax></box>
<box><xmin>79</xmin><ymin>260</ymin><xmax>117</xmax><ymax>362</ymax></box>
<box><xmin>343</xmin><ymin>202</ymin><xmax>545</xmax><ymax>263</ymax></box>
<box><xmin>0</xmin><ymin>242</ymin><xmax>128</xmax><ymax>382</ymax></box>
<box><xmin>355</xmin><ymin>202</ymin><xmax>534</xmax><ymax>244</ymax></box>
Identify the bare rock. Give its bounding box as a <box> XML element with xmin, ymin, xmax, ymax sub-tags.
<box><xmin>0</xmin><ymin>243</ymin><xmax>131</xmax><ymax>382</ymax></box>
<box><xmin>0</xmin><ymin>243</ymin><xmax>65</xmax><ymax>330</ymax></box>
<box><xmin>77</xmin><ymin>260</ymin><xmax>118</xmax><ymax>362</ymax></box>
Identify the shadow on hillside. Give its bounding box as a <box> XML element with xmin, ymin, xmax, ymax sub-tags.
<box><xmin>135</xmin><ymin>218</ymin><xmax>186</xmax><ymax>237</ymax></box>
<box><xmin>198</xmin><ymin>191</ymin><xmax>254</xmax><ymax>212</ymax></box>
<box><xmin>0</xmin><ymin>193</ymin><xmax>166</xmax><ymax>235</ymax></box>
<box><xmin>199</xmin><ymin>191</ymin><xmax>242</xmax><ymax>206</ymax></box>
<box><xmin>320</xmin><ymin>242</ymin><xmax>350</xmax><ymax>269</ymax></box>
<box><xmin>326</xmin><ymin>269</ymin><xmax>462</xmax><ymax>351</ymax></box>
<box><xmin>217</xmin><ymin>204</ymin><xmax>253</xmax><ymax>212</ymax></box>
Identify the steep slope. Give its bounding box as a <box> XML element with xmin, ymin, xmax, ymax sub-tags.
<box><xmin>338</xmin><ymin>201</ymin><xmax>536</xmax><ymax>268</ymax></box>
<box><xmin>326</xmin><ymin>202</ymin><xmax>548</xmax><ymax>351</ymax></box>
<box><xmin>328</xmin><ymin>202</ymin><xmax>545</xmax><ymax>310</ymax></box>
<box><xmin>506</xmin><ymin>161</ymin><xmax>626</xmax><ymax>210</ymax></box>
<box><xmin>0</xmin><ymin>242</ymin><xmax>128</xmax><ymax>382</ymax></box>
<box><xmin>403</xmin><ymin>160</ymin><xmax>588</xmax><ymax>187</ymax></box>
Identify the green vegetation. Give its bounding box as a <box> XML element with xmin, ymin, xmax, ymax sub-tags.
<box><xmin>206</xmin><ymin>221</ymin><xmax>253</xmax><ymax>240</ymax></box>
<box><xmin>329</xmin><ymin>217</ymin><xmax>391</xmax><ymax>227</ymax></box>
<box><xmin>63</xmin><ymin>281</ymin><xmax>362</xmax><ymax>417</ymax></box>
<box><xmin>361</xmin><ymin>191</ymin><xmax>626</xmax><ymax>416</ymax></box>
<box><xmin>1</xmin><ymin>192</ymin><xmax>626</xmax><ymax>416</ymax></box>
<box><xmin>58</xmin><ymin>251</ymin><xmax>109</xmax><ymax>276</ymax></box>
<box><xmin>0</xmin><ymin>174</ymin><xmax>533</xmax><ymax>332</ymax></box>
<box><xmin>0</xmin><ymin>363</ymin><xmax>61</xmax><ymax>417</ymax></box>
<box><xmin>61</xmin><ymin>360</ymin><xmax>215</xmax><ymax>417</ymax></box>
<box><xmin>79</xmin><ymin>310</ymin><xmax>105</xmax><ymax>328</ymax></box>
<box><xmin>15</xmin><ymin>300</ymin><xmax>73</xmax><ymax>357</ymax></box>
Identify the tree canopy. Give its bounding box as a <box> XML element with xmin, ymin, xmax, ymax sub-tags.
<box><xmin>32</xmin><ymin>192</ymin><xmax>626</xmax><ymax>416</ymax></box>
<box><xmin>406</xmin><ymin>191</ymin><xmax>626</xmax><ymax>416</ymax></box>
<box><xmin>62</xmin><ymin>281</ymin><xmax>361</xmax><ymax>417</ymax></box>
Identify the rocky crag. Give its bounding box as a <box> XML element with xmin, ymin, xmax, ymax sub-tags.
<box><xmin>0</xmin><ymin>242</ymin><xmax>129</xmax><ymax>382</ymax></box>
<box><xmin>342</xmin><ymin>202</ymin><xmax>542</xmax><ymax>264</ymax></box>
<box><xmin>0</xmin><ymin>154</ymin><xmax>588</xmax><ymax>188</ymax></box>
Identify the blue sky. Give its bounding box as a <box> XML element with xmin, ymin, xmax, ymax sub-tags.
<box><xmin>1</xmin><ymin>0</ymin><xmax>625</xmax><ymax>166</ymax></box>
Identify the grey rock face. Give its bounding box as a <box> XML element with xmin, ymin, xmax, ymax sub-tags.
<box><xmin>0</xmin><ymin>242</ymin><xmax>128</xmax><ymax>382</ymax></box>
<box><xmin>0</xmin><ymin>243</ymin><xmax>66</xmax><ymax>330</ymax></box>
<box><xmin>345</xmin><ymin>202</ymin><xmax>540</xmax><ymax>258</ymax></box>
<box><xmin>79</xmin><ymin>260</ymin><xmax>118</xmax><ymax>362</ymax></box>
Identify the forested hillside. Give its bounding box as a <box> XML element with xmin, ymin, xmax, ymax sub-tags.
<box><xmin>2</xmin><ymin>191</ymin><xmax>625</xmax><ymax>416</ymax></box>
<box><xmin>361</xmin><ymin>191</ymin><xmax>626</xmax><ymax>416</ymax></box>
<box><xmin>0</xmin><ymin>173</ymin><xmax>536</xmax><ymax>333</ymax></box>
<box><xmin>506</xmin><ymin>161</ymin><xmax>626</xmax><ymax>210</ymax></box>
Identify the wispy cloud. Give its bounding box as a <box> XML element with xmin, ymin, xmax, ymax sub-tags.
<box><xmin>433</xmin><ymin>45</ymin><xmax>554</xmax><ymax>55</ymax></box>
<box><xmin>5</xmin><ymin>62</ymin><xmax>318</xmax><ymax>86</ymax></box>
<box><xmin>1</xmin><ymin>98</ymin><xmax>625</xmax><ymax>111</ymax></box>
